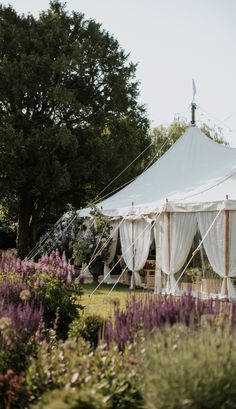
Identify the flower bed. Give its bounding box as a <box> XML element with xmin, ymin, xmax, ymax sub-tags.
<box><xmin>0</xmin><ymin>250</ymin><xmax>236</xmax><ymax>408</ymax></box>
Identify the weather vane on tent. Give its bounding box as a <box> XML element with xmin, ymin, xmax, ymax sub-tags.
<box><xmin>191</xmin><ymin>78</ymin><xmax>197</xmax><ymax>126</ymax></box>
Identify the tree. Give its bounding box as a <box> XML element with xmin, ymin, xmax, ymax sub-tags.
<box><xmin>0</xmin><ymin>1</ymin><xmax>150</xmax><ymax>257</ymax></box>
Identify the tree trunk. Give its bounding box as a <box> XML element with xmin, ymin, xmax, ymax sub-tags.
<box><xmin>16</xmin><ymin>194</ymin><xmax>37</xmax><ymax>259</ymax></box>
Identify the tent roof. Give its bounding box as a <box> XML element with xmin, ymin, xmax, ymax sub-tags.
<box><xmin>80</xmin><ymin>126</ymin><xmax>236</xmax><ymax>217</ymax></box>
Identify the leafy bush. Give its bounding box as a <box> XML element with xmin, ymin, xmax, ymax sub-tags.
<box><xmin>0</xmin><ymin>213</ymin><xmax>16</xmax><ymax>249</ymax></box>
<box><xmin>0</xmin><ymin>312</ymin><xmax>41</xmax><ymax>408</ymax></box>
<box><xmin>69</xmin><ymin>314</ymin><xmax>105</xmax><ymax>347</ymax></box>
<box><xmin>72</xmin><ymin>206</ymin><xmax>112</xmax><ymax>267</ymax></box>
<box><xmin>141</xmin><ymin>324</ymin><xmax>236</xmax><ymax>409</ymax></box>
<box><xmin>27</xmin><ymin>335</ymin><xmax>142</xmax><ymax>409</ymax></box>
<box><xmin>0</xmin><ymin>369</ymin><xmax>28</xmax><ymax>409</ymax></box>
<box><xmin>31</xmin><ymin>387</ymin><xmax>107</xmax><ymax>409</ymax></box>
<box><xmin>34</xmin><ymin>274</ymin><xmax>82</xmax><ymax>339</ymax></box>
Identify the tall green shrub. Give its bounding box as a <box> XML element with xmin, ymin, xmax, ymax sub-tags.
<box><xmin>142</xmin><ymin>324</ymin><xmax>236</xmax><ymax>409</ymax></box>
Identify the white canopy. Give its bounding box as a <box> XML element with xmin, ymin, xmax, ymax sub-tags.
<box><xmin>81</xmin><ymin>126</ymin><xmax>236</xmax><ymax>218</ymax></box>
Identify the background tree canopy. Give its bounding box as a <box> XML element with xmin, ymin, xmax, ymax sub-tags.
<box><xmin>149</xmin><ymin>118</ymin><xmax>227</xmax><ymax>161</ymax></box>
<box><xmin>0</xmin><ymin>1</ymin><xmax>227</xmax><ymax>258</ymax></box>
<box><xmin>0</xmin><ymin>1</ymin><xmax>150</xmax><ymax>257</ymax></box>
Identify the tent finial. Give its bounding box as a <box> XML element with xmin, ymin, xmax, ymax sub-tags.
<box><xmin>191</xmin><ymin>102</ymin><xmax>197</xmax><ymax>126</ymax></box>
<box><xmin>191</xmin><ymin>79</ymin><xmax>197</xmax><ymax>126</ymax></box>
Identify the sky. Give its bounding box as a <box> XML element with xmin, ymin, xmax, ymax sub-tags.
<box><xmin>1</xmin><ymin>0</ymin><xmax>236</xmax><ymax>145</ymax></box>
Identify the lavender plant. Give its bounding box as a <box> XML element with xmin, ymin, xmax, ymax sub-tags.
<box><xmin>0</xmin><ymin>250</ymin><xmax>83</xmax><ymax>339</ymax></box>
<box><xmin>0</xmin><ymin>249</ymin><xmax>79</xmax><ymax>286</ymax></box>
<box><xmin>0</xmin><ymin>249</ymin><xmax>84</xmax><ymax>407</ymax></box>
<box><xmin>0</xmin><ymin>303</ymin><xmax>43</xmax><ymax>353</ymax></box>
<box><xmin>0</xmin><ymin>250</ymin><xmax>35</xmax><ymax>276</ymax></box>
<box><xmin>102</xmin><ymin>294</ymin><xmax>228</xmax><ymax>348</ymax></box>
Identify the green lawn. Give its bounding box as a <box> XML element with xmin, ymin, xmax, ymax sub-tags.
<box><xmin>80</xmin><ymin>283</ymin><xmax>147</xmax><ymax>317</ymax></box>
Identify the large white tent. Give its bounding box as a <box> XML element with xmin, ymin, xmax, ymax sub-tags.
<box><xmin>81</xmin><ymin>126</ymin><xmax>236</xmax><ymax>216</ymax></box>
<box><xmin>80</xmin><ymin>126</ymin><xmax>236</xmax><ymax>298</ymax></box>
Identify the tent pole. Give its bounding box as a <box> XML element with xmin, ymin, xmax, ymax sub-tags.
<box><xmin>224</xmin><ymin>196</ymin><xmax>229</xmax><ymax>297</ymax></box>
<box><xmin>130</xmin><ymin>220</ymin><xmax>136</xmax><ymax>291</ymax></box>
<box><xmin>167</xmin><ymin>212</ymin><xmax>171</xmax><ymax>274</ymax></box>
<box><xmin>155</xmin><ymin>216</ymin><xmax>162</xmax><ymax>293</ymax></box>
<box><xmin>165</xmin><ymin>199</ymin><xmax>171</xmax><ymax>292</ymax></box>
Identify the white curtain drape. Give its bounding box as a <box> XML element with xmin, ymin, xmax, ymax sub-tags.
<box><xmin>119</xmin><ymin>217</ymin><xmax>153</xmax><ymax>287</ymax></box>
<box><xmin>103</xmin><ymin>221</ymin><xmax>119</xmax><ymax>284</ymax></box>
<box><xmin>162</xmin><ymin>213</ymin><xmax>197</xmax><ymax>294</ymax></box>
<box><xmin>198</xmin><ymin>211</ymin><xmax>236</xmax><ymax>298</ymax></box>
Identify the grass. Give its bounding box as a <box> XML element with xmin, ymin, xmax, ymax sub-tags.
<box><xmin>80</xmin><ymin>282</ymin><xmax>147</xmax><ymax>317</ymax></box>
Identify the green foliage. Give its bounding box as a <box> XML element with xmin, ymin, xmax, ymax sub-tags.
<box><xmin>0</xmin><ymin>369</ymin><xmax>28</xmax><ymax>409</ymax></box>
<box><xmin>0</xmin><ymin>1</ymin><xmax>150</xmax><ymax>257</ymax></box>
<box><xmin>150</xmin><ymin>118</ymin><xmax>227</xmax><ymax>160</ymax></box>
<box><xmin>150</xmin><ymin>119</ymin><xmax>188</xmax><ymax>159</ymax></box>
<box><xmin>68</xmin><ymin>314</ymin><xmax>105</xmax><ymax>347</ymax></box>
<box><xmin>182</xmin><ymin>265</ymin><xmax>219</xmax><ymax>283</ymax></box>
<box><xmin>0</xmin><ymin>205</ymin><xmax>16</xmax><ymax>249</ymax></box>
<box><xmin>0</xmin><ymin>348</ymin><xmax>28</xmax><ymax>378</ymax></box>
<box><xmin>141</xmin><ymin>324</ymin><xmax>236</xmax><ymax>409</ymax></box>
<box><xmin>201</xmin><ymin>123</ymin><xmax>228</xmax><ymax>145</ymax></box>
<box><xmin>181</xmin><ymin>267</ymin><xmax>202</xmax><ymax>283</ymax></box>
<box><xmin>72</xmin><ymin>206</ymin><xmax>112</xmax><ymax>266</ymax></box>
<box><xmin>0</xmin><ymin>314</ymin><xmax>39</xmax><ymax>408</ymax></box>
<box><xmin>27</xmin><ymin>336</ymin><xmax>142</xmax><ymax>409</ymax></box>
<box><xmin>26</xmin><ymin>335</ymin><xmax>91</xmax><ymax>402</ymax></box>
<box><xmin>34</xmin><ymin>274</ymin><xmax>83</xmax><ymax>339</ymax></box>
<box><xmin>31</xmin><ymin>387</ymin><xmax>107</xmax><ymax>409</ymax></box>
